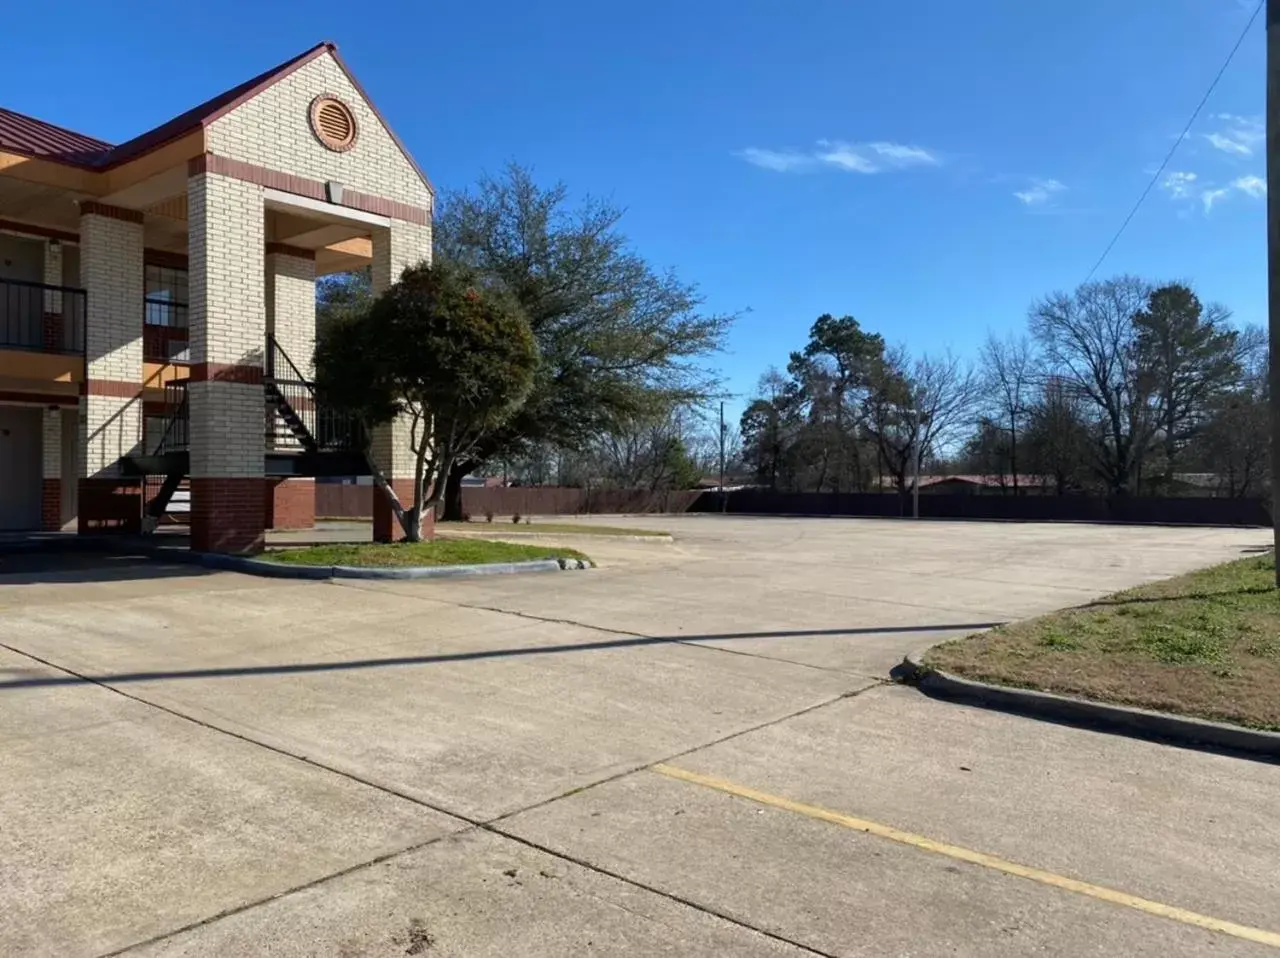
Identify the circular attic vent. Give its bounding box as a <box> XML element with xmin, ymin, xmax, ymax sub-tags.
<box><xmin>310</xmin><ymin>96</ymin><xmax>357</xmax><ymax>152</ymax></box>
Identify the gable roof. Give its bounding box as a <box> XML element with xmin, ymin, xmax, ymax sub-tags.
<box><xmin>0</xmin><ymin>42</ymin><xmax>433</xmax><ymax>193</ymax></box>
<box><xmin>0</xmin><ymin>108</ymin><xmax>112</xmax><ymax>167</ymax></box>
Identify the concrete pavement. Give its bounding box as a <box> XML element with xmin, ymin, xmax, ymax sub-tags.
<box><xmin>1</xmin><ymin>517</ymin><xmax>1275</xmax><ymax>956</ymax></box>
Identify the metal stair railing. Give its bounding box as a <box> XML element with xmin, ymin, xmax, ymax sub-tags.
<box><xmin>264</xmin><ymin>335</ymin><xmax>364</xmax><ymax>453</ymax></box>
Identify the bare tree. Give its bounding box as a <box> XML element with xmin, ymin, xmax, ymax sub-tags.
<box><xmin>861</xmin><ymin>347</ymin><xmax>978</xmax><ymax>503</ymax></box>
<box><xmin>978</xmin><ymin>333</ymin><xmax>1035</xmax><ymax>492</ymax></box>
<box><xmin>1029</xmin><ymin>276</ymin><xmax>1160</xmax><ymax>495</ymax></box>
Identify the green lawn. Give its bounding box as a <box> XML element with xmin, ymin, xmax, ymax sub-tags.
<box><xmin>265</xmin><ymin>539</ymin><xmax>590</xmax><ymax>568</ymax></box>
<box><xmin>925</xmin><ymin>553</ymin><xmax>1280</xmax><ymax>731</ymax></box>
<box><xmin>439</xmin><ymin>520</ymin><xmax>670</xmax><ymax>537</ymax></box>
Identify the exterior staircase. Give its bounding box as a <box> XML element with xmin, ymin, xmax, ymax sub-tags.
<box><xmin>124</xmin><ymin>337</ymin><xmax>370</xmax><ymax>530</ymax></box>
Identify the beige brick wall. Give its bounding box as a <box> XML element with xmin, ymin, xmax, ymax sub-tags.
<box><xmin>79</xmin><ymin>396</ymin><xmax>141</xmax><ymax>477</ymax></box>
<box><xmin>188</xmin><ymin>172</ymin><xmax>266</xmax><ymax>367</ymax></box>
<box><xmin>266</xmin><ymin>252</ymin><xmax>316</xmax><ymax>374</ymax></box>
<box><xmin>41</xmin><ymin>408</ymin><xmax>61</xmax><ymax>480</ymax></box>
<box><xmin>371</xmin><ymin>220</ymin><xmax>432</xmax><ymax>292</ymax></box>
<box><xmin>188</xmin><ymin>171</ymin><xmax>267</xmax><ymax>480</ymax></box>
<box><xmin>79</xmin><ymin>211</ymin><xmax>144</xmax><ymax>475</ymax></box>
<box><xmin>188</xmin><ymin>380</ymin><xmax>267</xmax><ymax>477</ymax></box>
<box><xmin>42</xmin><ymin>241</ymin><xmax>62</xmax><ymax>316</ymax></box>
<box><xmin>206</xmin><ymin>51</ymin><xmax>432</xmax><ymax>213</ymax></box>
<box><xmin>369</xmin><ymin>221</ymin><xmax>433</xmax><ymax>480</ymax></box>
<box><xmin>265</xmin><ymin>251</ymin><xmax>315</xmax><ymax>450</ymax></box>
<box><xmin>80</xmin><ymin>212</ymin><xmax>143</xmax><ymax>382</ymax></box>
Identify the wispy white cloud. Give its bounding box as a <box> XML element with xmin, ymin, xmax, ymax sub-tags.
<box><xmin>1232</xmin><ymin>174</ymin><xmax>1267</xmax><ymax>198</ymax></box>
<box><xmin>737</xmin><ymin>148</ymin><xmax>812</xmax><ymax>172</ymax></box>
<box><xmin>737</xmin><ymin>140</ymin><xmax>940</xmax><ymax>174</ymax></box>
<box><xmin>1013</xmin><ymin>178</ymin><xmax>1066</xmax><ymax>206</ymax></box>
<box><xmin>1201</xmin><ymin>188</ymin><xmax>1231</xmax><ymax>213</ymax></box>
<box><xmin>1203</xmin><ymin>114</ymin><xmax>1263</xmax><ymax>157</ymax></box>
<box><xmin>1161</xmin><ymin>171</ymin><xmax>1198</xmax><ymax>199</ymax></box>
<box><xmin>1161</xmin><ymin>169</ymin><xmax>1265</xmax><ymax>214</ymax></box>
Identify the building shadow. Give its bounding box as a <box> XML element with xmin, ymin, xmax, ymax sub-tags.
<box><xmin>0</xmin><ymin>620</ymin><xmax>1004</xmax><ymax>690</ymax></box>
<box><xmin>0</xmin><ymin>535</ymin><xmax>217</xmax><ymax>585</ymax></box>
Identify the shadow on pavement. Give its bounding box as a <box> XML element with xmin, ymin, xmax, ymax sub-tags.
<box><xmin>0</xmin><ymin>621</ymin><xmax>1003</xmax><ymax>690</ymax></box>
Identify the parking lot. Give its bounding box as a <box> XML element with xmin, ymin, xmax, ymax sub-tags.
<box><xmin>2</xmin><ymin>517</ymin><xmax>1277</xmax><ymax>956</ymax></box>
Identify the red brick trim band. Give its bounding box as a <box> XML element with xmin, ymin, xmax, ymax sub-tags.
<box><xmin>0</xmin><ymin>390</ymin><xmax>78</xmax><ymax>406</ymax></box>
<box><xmin>189</xmin><ymin>362</ymin><xmax>263</xmax><ymax>385</ymax></box>
<box><xmin>188</xmin><ymin>153</ymin><xmax>429</xmax><ymax>226</ymax></box>
<box><xmin>145</xmin><ymin>249</ymin><xmax>189</xmax><ymax>269</ymax></box>
<box><xmin>0</xmin><ymin>219</ymin><xmax>80</xmax><ymax>243</ymax></box>
<box><xmin>81</xmin><ymin>380</ymin><xmax>143</xmax><ymax>398</ymax></box>
<box><xmin>79</xmin><ymin>201</ymin><xmax>145</xmax><ymax>224</ymax></box>
<box><xmin>265</xmin><ymin>243</ymin><xmax>316</xmax><ymax>260</ymax></box>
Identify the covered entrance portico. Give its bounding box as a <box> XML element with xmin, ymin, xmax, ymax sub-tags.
<box><xmin>0</xmin><ymin>41</ymin><xmax>434</xmax><ymax>551</ymax></box>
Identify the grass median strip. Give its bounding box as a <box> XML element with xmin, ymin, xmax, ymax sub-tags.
<box><xmin>927</xmin><ymin>553</ymin><xmax>1280</xmax><ymax>731</ymax></box>
<box><xmin>265</xmin><ymin>539</ymin><xmax>590</xmax><ymax>568</ymax></box>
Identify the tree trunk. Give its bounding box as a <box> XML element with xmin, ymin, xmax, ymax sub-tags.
<box><xmin>441</xmin><ymin>462</ymin><xmax>469</xmax><ymax>522</ymax></box>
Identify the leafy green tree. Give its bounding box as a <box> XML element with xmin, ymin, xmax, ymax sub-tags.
<box><xmin>787</xmin><ymin>314</ymin><xmax>886</xmax><ymax>492</ymax></box>
<box><xmin>434</xmin><ymin>164</ymin><xmax>732</xmax><ymax>517</ymax></box>
<box><xmin>315</xmin><ymin>262</ymin><xmax>537</xmax><ymax>541</ymax></box>
<box><xmin>1132</xmin><ymin>284</ymin><xmax>1242</xmax><ymax>489</ymax></box>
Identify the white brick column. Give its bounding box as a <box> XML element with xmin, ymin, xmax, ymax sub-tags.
<box><xmin>42</xmin><ymin>240</ymin><xmax>63</xmax><ymax>342</ymax></box>
<box><xmin>187</xmin><ymin>163</ymin><xmax>268</xmax><ymax>553</ymax></box>
<box><xmin>78</xmin><ymin>203</ymin><xmax>145</xmax><ymax>533</ymax></box>
<box><xmin>369</xmin><ymin>219</ymin><xmax>432</xmax><ymax>541</ymax></box>
<box><xmin>264</xmin><ymin>246</ymin><xmax>317</xmax><ymax>528</ymax></box>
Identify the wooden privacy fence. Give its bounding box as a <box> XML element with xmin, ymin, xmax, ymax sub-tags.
<box><xmin>315</xmin><ymin>484</ymin><xmax>707</xmax><ymax>519</ymax></box>
<box><xmin>316</xmin><ymin>484</ymin><xmax>1272</xmax><ymax>526</ymax></box>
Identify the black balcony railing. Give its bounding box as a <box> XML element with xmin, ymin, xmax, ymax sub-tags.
<box><xmin>154</xmin><ymin>379</ymin><xmax>189</xmax><ymax>454</ymax></box>
<box><xmin>0</xmin><ymin>278</ymin><xmax>86</xmax><ymax>353</ymax></box>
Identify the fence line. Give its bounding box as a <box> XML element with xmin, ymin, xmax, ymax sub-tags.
<box><xmin>316</xmin><ymin>484</ymin><xmax>1271</xmax><ymax>526</ymax></box>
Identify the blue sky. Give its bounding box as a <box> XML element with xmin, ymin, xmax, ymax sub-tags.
<box><xmin>1</xmin><ymin>0</ymin><xmax>1267</xmax><ymax>419</ymax></box>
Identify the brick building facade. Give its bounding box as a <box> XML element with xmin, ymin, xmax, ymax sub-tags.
<box><xmin>0</xmin><ymin>42</ymin><xmax>433</xmax><ymax>550</ymax></box>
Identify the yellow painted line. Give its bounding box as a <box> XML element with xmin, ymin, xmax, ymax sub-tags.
<box><xmin>651</xmin><ymin>763</ymin><xmax>1280</xmax><ymax>949</ymax></box>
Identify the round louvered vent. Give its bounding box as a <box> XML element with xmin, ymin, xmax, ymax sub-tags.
<box><xmin>309</xmin><ymin>96</ymin><xmax>357</xmax><ymax>152</ymax></box>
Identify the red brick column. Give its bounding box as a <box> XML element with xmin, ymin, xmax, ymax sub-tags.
<box><xmin>41</xmin><ymin>480</ymin><xmax>62</xmax><ymax>532</ymax></box>
<box><xmin>77</xmin><ymin>479</ymin><xmax>143</xmax><ymax>535</ymax></box>
<box><xmin>191</xmin><ymin>477</ymin><xmax>266</xmax><ymax>554</ymax></box>
<box><xmin>264</xmin><ymin>478</ymin><xmax>315</xmax><ymax>530</ymax></box>
<box><xmin>42</xmin><ymin>313</ymin><xmax>65</xmax><ymax>352</ymax></box>
<box><xmin>372</xmin><ymin>480</ymin><xmax>436</xmax><ymax>542</ymax></box>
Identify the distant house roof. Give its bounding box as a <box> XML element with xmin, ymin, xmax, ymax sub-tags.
<box><xmin>0</xmin><ymin>41</ymin><xmax>433</xmax><ymax>192</ymax></box>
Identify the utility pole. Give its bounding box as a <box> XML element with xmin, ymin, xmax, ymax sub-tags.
<box><xmin>912</xmin><ymin>414</ymin><xmax>922</xmax><ymax>520</ymax></box>
<box><xmin>719</xmin><ymin>400</ymin><xmax>727</xmax><ymax>513</ymax></box>
<box><xmin>1270</xmin><ymin>0</ymin><xmax>1280</xmax><ymax>583</ymax></box>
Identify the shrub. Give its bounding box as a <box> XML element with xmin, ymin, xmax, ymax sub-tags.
<box><xmin>484</xmin><ymin>509</ymin><xmax>494</xmax><ymax>523</ymax></box>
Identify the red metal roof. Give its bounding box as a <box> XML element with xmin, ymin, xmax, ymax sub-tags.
<box><xmin>102</xmin><ymin>42</ymin><xmax>333</xmax><ymax>169</ymax></box>
<box><xmin>0</xmin><ymin>41</ymin><xmax>432</xmax><ymax>193</ymax></box>
<box><xmin>0</xmin><ymin>108</ymin><xmax>112</xmax><ymax>167</ymax></box>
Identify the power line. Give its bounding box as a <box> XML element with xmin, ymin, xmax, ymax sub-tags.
<box><xmin>1081</xmin><ymin>0</ymin><xmax>1263</xmax><ymax>284</ymax></box>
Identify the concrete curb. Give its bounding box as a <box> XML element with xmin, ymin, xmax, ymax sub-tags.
<box><xmin>899</xmin><ymin>649</ymin><xmax>1280</xmax><ymax>761</ymax></box>
<box><xmin>444</xmin><ymin>530</ymin><xmax>675</xmax><ymax>543</ymax></box>
<box><xmin>194</xmin><ymin>554</ymin><xmax>589</xmax><ymax>580</ymax></box>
